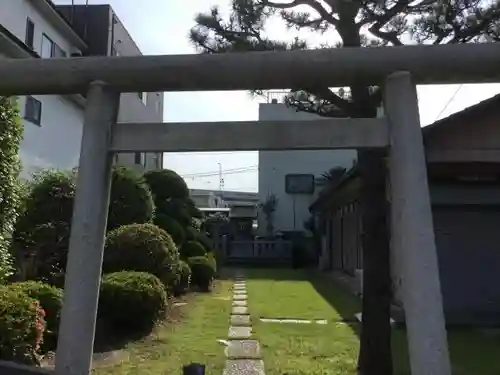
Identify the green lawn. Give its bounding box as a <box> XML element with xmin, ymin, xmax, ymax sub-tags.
<box><xmin>243</xmin><ymin>268</ymin><xmax>500</xmax><ymax>375</ymax></box>
<box><xmin>92</xmin><ymin>279</ymin><xmax>232</xmax><ymax>375</ymax></box>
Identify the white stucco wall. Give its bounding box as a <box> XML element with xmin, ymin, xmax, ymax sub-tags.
<box><xmin>258</xmin><ymin>103</ymin><xmax>357</xmax><ymax>234</ymax></box>
<box><xmin>18</xmin><ymin>95</ymin><xmax>84</xmax><ymax>179</ymax></box>
<box><xmin>0</xmin><ymin>0</ymin><xmax>85</xmax><ymax>179</ymax></box>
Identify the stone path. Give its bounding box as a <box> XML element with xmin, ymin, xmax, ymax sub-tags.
<box><xmin>223</xmin><ymin>274</ymin><xmax>265</xmax><ymax>375</ymax></box>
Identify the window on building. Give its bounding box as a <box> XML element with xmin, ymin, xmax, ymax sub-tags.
<box><xmin>134</xmin><ymin>152</ymin><xmax>147</xmax><ymax>167</ymax></box>
<box><xmin>134</xmin><ymin>152</ymin><xmax>141</xmax><ymax>165</ymax></box>
<box><xmin>41</xmin><ymin>34</ymin><xmax>53</xmax><ymax>58</ymax></box>
<box><xmin>41</xmin><ymin>33</ymin><xmax>66</xmax><ymax>58</ymax></box>
<box><xmin>25</xmin><ymin>18</ymin><xmax>35</xmax><ymax>49</ymax></box>
<box><xmin>24</xmin><ymin>96</ymin><xmax>42</xmax><ymax>125</ymax></box>
<box><xmin>53</xmin><ymin>43</ymin><xmax>67</xmax><ymax>58</ymax></box>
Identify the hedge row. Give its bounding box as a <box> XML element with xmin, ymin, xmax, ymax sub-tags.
<box><xmin>0</xmin><ymin>163</ymin><xmax>217</xmax><ymax>365</ymax></box>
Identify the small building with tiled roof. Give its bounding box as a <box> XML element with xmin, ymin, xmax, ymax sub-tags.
<box><xmin>310</xmin><ymin>94</ymin><xmax>500</xmax><ymax>326</ymax></box>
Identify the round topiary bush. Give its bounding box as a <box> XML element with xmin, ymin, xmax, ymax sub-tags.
<box><xmin>195</xmin><ymin>231</ymin><xmax>213</xmax><ymax>253</ymax></box>
<box><xmin>98</xmin><ymin>271</ymin><xmax>167</xmax><ymax>334</ymax></box>
<box><xmin>154</xmin><ymin>214</ymin><xmax>185</xmax><ymax>246</ymax></box>
<box><xmin>185</xmin><ymin>226</ymin><xmax>199</xmax><ymax>241</ymax></box>
<box><xmin>12</xmin><ymin>170</ymin><xmax>75</xmax><ymax>284</ymax></box>
<box><xmin>107</xmin><ymin>166</ymin><xmax>155</xmax><ymax>230</ymax></box>
<box><xmin>157</xmin><ymin>198</ymin><xmax>192</xmax><ymax>227</ymax></box>
<box><xmin>181</xmin><ymin>241</ymin><xmax>207</xmax><ymax>259</ymax></box>
<box><xmin>8</xmin><ymin>281</ymin><xmax>63</xmax><ymax>352</ymax></box>
<box><xmin>144</xmin><ymin>169</ymin><xmax>189</xmax><ymax>201</ymax></box>
<box><xmin>186</xmin><ymin>198</ymin><xmax>203</xmax><ymax>219</ymax></box>
<box><xmin>103</xmin><ymin>223</ymin><xmax>180</xmax><ymax>290</ymax></box>
<box><xmin>187</xmin><ymin>256</ymin><xmax>216</xmax><ymax>292</ymax></box>
<box><xmin>0</xmin><ymin>286</ymin><xmax>45</xmax><ymax>365</ymax></box>
<box><xmin>14</xmin><ymin>171</ymin><xmax>75</xmax><ymax>242</ymax></box>
<box><xmin>206</xmin><ymin>251</ymin><xmax>217</xmax><ymax>273</ymax></box>
<box><xmin>173</xmin><ymin>260</ymin><xmax>191</xmax><ymax>296</ymax></box>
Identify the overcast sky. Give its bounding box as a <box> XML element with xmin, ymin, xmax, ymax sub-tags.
<box><xmin>54</xmin><ymin>0</ymin><xmax>500</xmax><ymax>193</ymax></box>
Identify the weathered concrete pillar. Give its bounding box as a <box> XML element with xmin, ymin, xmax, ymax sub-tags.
<box><xmin>384</xmin><ymin>71</ymin><xmax>451</xmax><ymax>375</ymax></box>
<box><xmin>55</xmin><ymin>82</ymin><xmax>120</xmax><ymax>375</ymax></box>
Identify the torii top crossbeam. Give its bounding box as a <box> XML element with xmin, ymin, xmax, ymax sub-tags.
<box><xmin>0</xmin><ymin>43</ymin><xmax>499</xmax><ymax>96</ymax></box>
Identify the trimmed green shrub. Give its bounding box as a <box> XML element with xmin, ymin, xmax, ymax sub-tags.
<box><xmin>154</xmin><ymin>214</ymin><xmax>185</xmax><ymax>246</ymax></box>
<box><xmin>173</xmin><ymin>260</ymin><xmax>191</xmax><ymax>296</ymax></box>
<box><xmin>108</xmin><ymin>166</ymin><xmax>155</xmax><ymax>230</ymax></box>
<box><xmin>187</xmin><ymin>256</ymin><xmax>216</xmax><ymax>292</ymax></box>
<box><xmin>195</xmin><ymin>231</ymin><xmax>213</xmax><ymax>253</ymax></box>
<box><xmin>8</xmin><ymin>281</ymin><xmax>63</xmax><ymax>352</ymax></box>
<box><xmin>144</xmin><ymin>169</ymin><xmax>189</xmax><ymax>201</ymax></box>
<box><xmin>206</xmin><ymin>251</ymin><xmax>217</xmax><ymax>273</ymax></box>
<box><xmin>103</xmin><ymin>223</ymin><xmax>181</xmax><ymax>290</ymax></box>
<box><xmin>0</xmin><ymin>97</ymin><xmax>23</xmax><ymax>283</ymax></box>
<box><xmin>99</xmin><ymin>271</ymin><xmax>167</xmax><ymax>334</ymax></box>
<box><xmin>191</xmin><ymin>218</ymin><xmax>203</xmax><ymax>232</ymax></box>
<box><xmin>12</xmin><ymin>171</ymin><xmax>75</xmax><ymax>284</ymax></box>
<box><xmin>157</xmin><ymin>198</ymin><xmax>192</xmax><ymax>227</ymax></box>
<box><xmin>185</xmin><ymin>226</ymin><xmax>199</xmax><ymax>241</ymax></box>
<box><xmin>181</xmin><ymin>241</ymin><xmax>206</xmax><ymax>259</ymax></box>
<box><xmin>186</xmin><ymin>198</ymin><xmax>203</xmax><ymax>219</ymax></box>
<box><xmin>0</xmin><ymin>287</ymin><xmax>45</xmax><ymax>365</ymax></box>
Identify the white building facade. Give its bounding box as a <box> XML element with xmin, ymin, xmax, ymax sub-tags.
<box><xmin>258</xmin><ymin>102</ymin><xmax>357</xmax><ymax>234</ymax></box>
<box><xmin>0</xmin><ymin>0</ymin><xmax>87</xmax><ymax>179</ymax></box>
<box><xmin>0</xmin><ymin>0</ymin><xmax>164</xmax><ymax>179</ymax></box>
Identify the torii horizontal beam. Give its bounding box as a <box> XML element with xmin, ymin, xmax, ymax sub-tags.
<box><xmin>1</xmin><ymin>43</ymin><xmax>500</xmax><ymax>96</ymax></box>
<box><xmin>110</xmin><ymin>118</ymin><xmax>389</xmax><ymax>152</ymax></box>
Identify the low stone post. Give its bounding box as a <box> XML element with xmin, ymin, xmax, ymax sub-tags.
<box><xmin>384</xmin><ymin>71</ymin><xmax>451</xmax><ymax>375</ymax></box>
<box><xmin>55</xmin><ymin>82</ymin><xmax>120</xmax><ymax>375</ymax></box>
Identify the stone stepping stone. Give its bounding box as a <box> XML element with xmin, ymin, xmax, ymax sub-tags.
<box><xmin>228</xmin><ymin>326</ymin><xmax>252</xmax><ymax>339</ymax></box>
<box><xmin>234</xmin><ymin>289</ymin><xmax>247</xmax><ymax>295</ymax></box>
<box><xmin>233</xmin><ymin>283</ymin><xmax>246</xmax><ymax>288</ymax></box>
<box><xmin>226</xmin><ymin>340</ymin><xmax>261</xmax><ymax>359</ymax></box>
<box><xmin>224</xmin><ymin>360</ymin><xmax>265</xmax><ymax>375</ymax></box>
<box><xmin>259</xmin><ymin>317</ymin><xmax>328</xmax><ymax>324</ymax></box>
<box><xmin>231</xmin><ymin>314</ymin><xmax>251</xmax><ymax>326</ymax></box>
<box><xmin>233</xmin><ymin>294</ymin><xmax>247</xmax><ymax>301</ymax></box>
<box><xmin>233</xmin><ymin>284</ymin><xmax>246</xmax><ymax>289</ymax></box>
<box><xmin>232</xmin><ymin>306</ymin><xmax>249</xmax><ymax>315</ymax></box>
<box><xmin>233</xmin><ymin>300</ymin><xmax>247</xmax><ymax>307</ymax></box>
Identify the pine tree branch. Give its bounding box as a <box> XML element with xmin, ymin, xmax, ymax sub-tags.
<box><xmin>304</xmin><ymin>87</ymin><xmax>354</xmax><ymax>115</ymax></box>
<box><xmin>262</xmin><ymin>0</ymin><xmax>339</xmax><ymax>26</ymax></box>
<box><xmin>368</xmin><ymin>24</ymin><xmax>403</xmax><ymax>45</ymax></box>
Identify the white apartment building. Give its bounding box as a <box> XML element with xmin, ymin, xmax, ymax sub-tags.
<box><xmin>258</xmin><ymin>100</ymin><xmax>357</xmax><ymax>234</ymax></box>
<box><xmin>0</xmin><ymin>0</ymin><xmax>87</xmax><ymax>178</ymax></box>
<box><xmin>0</xmin><ymin>0</ymin><xmax>164</xmax><ymax>179</ymax></box>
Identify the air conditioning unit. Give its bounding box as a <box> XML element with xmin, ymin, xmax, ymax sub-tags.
<box><xmin>70</xmin><ymin>48</ymin><xmax>82</xmax><ymax>57</ymax></box>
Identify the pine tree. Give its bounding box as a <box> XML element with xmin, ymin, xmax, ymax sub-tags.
<box><xmin>190</xmin><ymin>2</ymin><xmax>500</xmax><ymax>374</ymax></box>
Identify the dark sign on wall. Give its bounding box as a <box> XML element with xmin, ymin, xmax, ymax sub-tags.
<box><xmin>285</xmin><ymin>174</ymin><xmax>315</xmax><ymax>194</ymax></box>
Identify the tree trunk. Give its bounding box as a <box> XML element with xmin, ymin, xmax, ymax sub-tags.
<box><xmin>348</xmin><ymin>83</ymin><xmax>393</xmax><ymax>375</ymax></box>
<box><xmin>357</xmin><ymin>148</ymin><xmax>393</xmax><ymax>375</ymax></box>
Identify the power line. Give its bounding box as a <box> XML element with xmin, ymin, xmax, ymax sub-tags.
<box><xmin>180</xmin><ymin>165</ymin><xmax>258</xmax><ymax>178</ymax></box>
<box><xmin>433</xmin><ymin>84</ymin><xmax>463</xmax><ymax>122</ymax></box>
<box><xmin>183</xmin><ymin>168</ymin><xmax>258</xmax><ymax>179</ymax></box>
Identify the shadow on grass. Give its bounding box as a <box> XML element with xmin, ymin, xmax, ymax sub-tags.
<box><xmin>307</xmin><ymin>271</ymin><xmax>362</xmax><ymax>339</ymax></box>
<box><xmin>219</xmin><ymin>266</ymin><xmax>361</xmax><ymax>335</ymax></box>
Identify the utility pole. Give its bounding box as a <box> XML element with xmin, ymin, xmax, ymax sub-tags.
<box><xmin>218</xmin><ymin>162</ymin><xmax>224</xmax><ymax>191</ymax></box>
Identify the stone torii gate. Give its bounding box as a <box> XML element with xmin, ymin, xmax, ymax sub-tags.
<box><xmin>1</xmin><ymin>43</ymin><xmax>500</xmax><ymax>375</ymax></box>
